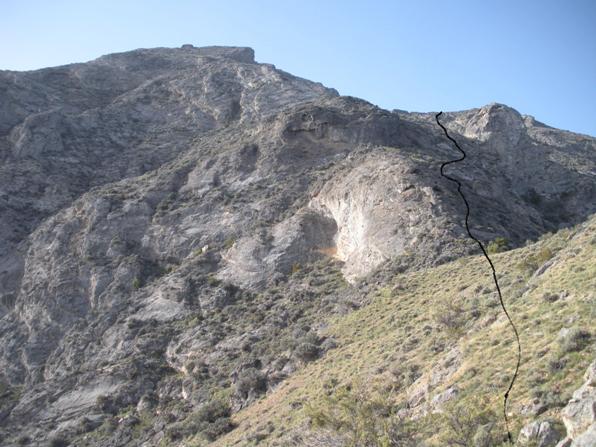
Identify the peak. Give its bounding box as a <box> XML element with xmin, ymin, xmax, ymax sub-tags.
<box><xmin>480</xmin><ymin>102</ymin><xmax>522</xmax><ymax>118</ymax></box>
<box><xmin>179</xmin><ymin>45</ymin><xmax>256</xmax><ymax>63</ymax></box>
<box><xmin>475</xmin><ymin>102</ymin><xmax>524</xmax><ymax>130</ymax></box>
<box><xmin>446</xmin><ymin>102</ymin><xmax>525</xmax><ymax>145</ymax></box>
<box><xmin>92</xmin><ymin>45</ymin><xmax>256</xmax><ymax>70</ymax></box>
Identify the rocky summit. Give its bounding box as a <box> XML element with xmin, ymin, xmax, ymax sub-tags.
<box><xmin>0</xmin><ymin>46</ymin><xmax>594</xmax><ymax>447</ymax></box>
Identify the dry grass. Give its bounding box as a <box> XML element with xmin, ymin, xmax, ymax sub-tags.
<box><xmin>209</xmin><ymin>217</ymin><xmax>596</xmax><ymax>446</ymax></box>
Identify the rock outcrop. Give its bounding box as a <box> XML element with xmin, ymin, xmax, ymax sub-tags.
<box><xmin>518</xmin><ymin>419</ymin><xmax>563</xmax><ymax>447</ymax></box>
<box><xmin>556</xmin><ymin>360</ymin><xmax>596</xmax><ymax>446</ymax></box>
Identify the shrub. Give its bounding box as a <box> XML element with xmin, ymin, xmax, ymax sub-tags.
<box><xmin>132</xmin><ymin>277</ymin><xmax>141</xmax><ymax>289</ymax></box>
<box><xmin>98</xmin><ymin>417</ymin><xmax>118</xmax><ymax>434</ymax></box>
<box><xmin>542</xmin><ymin>292</ymin><xmax>559</xmax><ymax>303</ymax></box>
<box><xmin>166</xmin><ymin>397</ymin><xmax>235</xmax><ymax>442</ymax></box>
<box><xmin>77</xmin><ymin>417</ymin><xmax>96</xmax><ymax>434</ymax></box>
<box><xmin>433</xmin><ymin>300</ymin><xmax>466</xmax><ymax>333</ymax></box>
<box><xmin>223</xmin><ymin>237</ymin><xmax>236</xmax><ymax>249</ymax></box>
<box><xmin>558</xmin><ymin>328</ymin><xmax>591</xmax><ymax>353</ymax></box>
<box><xmin>320</xmin><ymin>338</ymin><xmax>338</xmax><ymax>352</ymax></box>
<box><xmin>96</xmin><ymin>394</ymin><xmax>108</xmax><ymax>406</ymax></box>
<box><xmin>486</xmin><ymin>237</ymin><xmax>509</xmax><ymax>254</ymax></box>
<box><xmin>193</xmin><ymin>398</ymin><xmax>231</xmax><ymax>423</ymax></box>
<box><xmin>305</xmin><ymin>384</ymin><xmax>419</xmax><ymax>446</ymax></box>
<box><xmin>165</xmin><ymin>422</ymin><xmax>187</xmax><ymax>441</ymax></box>
<box><xmin>525</xmin><ymin>188</ymin><xmax>542</xmax><ymax>205</ymax></box>
<box><xmin>95</xmin><ymin>394</ymin><xmax>116</xmax><ymax>414</ymax></box>
<box><xmin>519</xmin><ymin>247</ymin><xmax>556</xmax><ymax>274</ymax></box>
<box><xmin>201</xmin><ymin>417</ymin><xmax>235</xmax><ymax>441</ymax></box>
<box><xmin>207</xmin><ymin>274</ymin><xmax>221</xmax><ymax>286</ymax></box>
<box><xmin>235</xmin><ymin>368</ymin><xmax>267</xmax><ymax>397</ymax></box>
<box><xmin>294</xmin><ymin>342</ymin><xmax>320</xmax><ymax>362</ymax></box>
<box><xmin>48</xmin><ymin>436</ymin><xmax>69</xmax><ymax>447</ymax></box>
<box><xmin>531</xmin><ymin>387</ymin><xmax>570</xmax><ymax>410</ymax></box>
<box><xmin>547</xmin><ymin>353</ymin><xmax>567</xmax><ymax>373</ymax></box>
<box><xmin>535</xmin><ymin>247</ymin><xmax>554</xmax><ymax>264</ymax></box>
<box><xmin>438</xmin><ymin>397</ymin><xmax>506</xmax><ymax>447</ymax></box>
<box><xmin>403</xmin><ymin>364</ymin><xmax>422</xmax><ymax>387</ymax></box>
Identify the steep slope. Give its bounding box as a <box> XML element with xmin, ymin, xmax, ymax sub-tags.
<box><xmin>0</xmin><ymin>46</ymin><xmax>595</xmax><ymax>446</ymax></box>
<box><xmin>213</xmin><ymin>216</ymin><xmax>595</xmax><ymax>446</ymax></box>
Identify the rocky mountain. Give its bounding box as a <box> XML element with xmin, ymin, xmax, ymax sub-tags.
<box><xmin>0</xmin><ymin>45</ymin><xmax>594</xmax><ymax>446</ymax></box>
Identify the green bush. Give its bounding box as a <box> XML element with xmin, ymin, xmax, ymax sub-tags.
<box><xmin>132</xmin><ymin>277</ymin><xmax>141</xmax><ymax>289</ymax></box>
<box><xmin>305</xmin><ymin>384</ymin><xmax>420</xmax><ymax>447</ymax></box>
<box><xmin>235</xmin><ymin>368</ymin><xmax>267</xmax><ymax>397</ymax></box>
<box><xmin>486</xmin><ymin>237</ymin><xmax>509</xmax><ymax>254</ymax></box>
<box><xmin>224</xmin><ymin>237</ymin><xmax>236</xmax><ymax>249</ymax></box>
<box><xmin>518</xmin><ymin>247</ymin><xmax>555</xmax><ymax>274</ymax></box>
<box><xmin>438</xmin><ymin>397</ymin><xmax>507</xmax><ymax>447</ymax></box>
<box><xmin>535</xmin><ymin>247</ymin><xmax>554</xmax><ymax>264</ymax></box>
<box><xmin>201</xmin><ymin>417</ymin><xmax>235</xmax><ymax>441</ymax></box>
<box><xmin>193</xmin><ymin>398</ymin><xmax>231</xmax><ymax>423</ymax></box>
<box><xmin>166</xmin><ymin>397</ymin><xmax>235</xmax><ymax>442</ymax></box>
<box><xmin>294</xmin><ymin>342</ymin><xmax>320</xmax><ymax>362</ymax></box>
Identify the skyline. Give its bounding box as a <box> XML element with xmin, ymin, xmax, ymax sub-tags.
<box><xmin>2</xmin><ymin>0</ymin><xmax>595</xmax><ymax>136</ymax></box>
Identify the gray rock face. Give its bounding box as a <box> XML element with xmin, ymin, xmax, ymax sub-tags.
<box><xmin>518</xmin><ymin>420</ymin><xmax>563</xmax><ymax>447</ymax></box>
<box><xmin>0</xmin><ymin>46</ymin><xmax>595</xmax><ymax>445</ymax></box>
<box><xmin>556</xmin><ymin>360</ymin><xmax>596</xmax><ymax>446</ymax></box>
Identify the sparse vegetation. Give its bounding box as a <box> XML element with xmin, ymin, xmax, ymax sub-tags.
<box><xmin>167</xmin><ymin>395</ymin><xmax>235</xmax><ymax>443</ymax></box>
<box><xmin>305</xmin><ymin>384</ymin><xmax>420</xmax><ymax>446</ymax></box>
<box><xmin>432</xmin><ymin>298</ymin><xmax>466</xmax><ymax>334</ymax></box>
<box><xmin>438</xmin><ymin>397</ymin><xmax>508</xmax><ymax>447</ymax></box>
<box><xmin>210</xmin><ymin>218</ymin><xmax>596</xmax><ymax>446</ymax></box>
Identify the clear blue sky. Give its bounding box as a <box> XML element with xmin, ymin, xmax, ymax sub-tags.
<box><xmin>2</xmin><ymin>0</ymin><xmax>595</xmax><ymax>136</ymax></box>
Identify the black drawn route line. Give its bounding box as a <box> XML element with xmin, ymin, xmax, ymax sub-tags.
<box><xmin>435</xmin><ymin>111</ymin><xmax>522</xmax><ymax>444</ymax></box>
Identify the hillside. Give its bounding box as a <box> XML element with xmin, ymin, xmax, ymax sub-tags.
<box><xmin>0</xmin><ymin>45</ymin><xmax>595</xmax><ymax>447</ymax></box>
<box><xmin>212</xmin><ymin>215</ymin><xmax>595</xmax><ymax>446</ymax></box>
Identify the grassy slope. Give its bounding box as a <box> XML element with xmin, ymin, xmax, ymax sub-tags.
<box><xmin>210</xmin><ymin>215</ymin><xmax>596</xmax><ymax>446</ymax></box>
